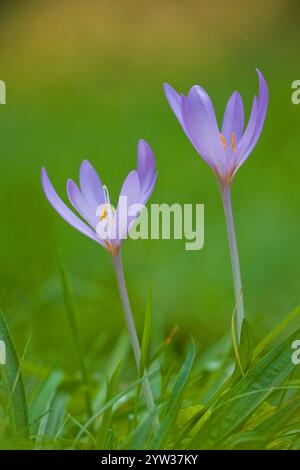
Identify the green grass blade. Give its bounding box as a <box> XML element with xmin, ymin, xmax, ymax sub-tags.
<box><xmin>180</xmin><ymin>305</ymin><xmax>300</xmax><ymax>445</ymax></box>
<box><xmin>254</xmin><ymin>304</ymin><xmax>300</xmax><ymax>359</ymax></box>
<box><xmin>73</xmin><ymin>369</ymin><xmax>158</xmax><ymax>446</ymax></box>
<box><xmin>231</xmin><ymin>319</ymin><xmax>253</xmax><ymax>381</ymax></box>
<box><xmin>58</xmin><ymin>255</ymin><xmax>92</xmax><ymax>417</ymax></box>
<box><xmin>134</xmin><ymin>292</ymin><xmax>153</xmax><ymax>424</ymax></box>
<box><xmin>148</xmin><ymin>337</ymin><xmax>196</xmax><ymax>449</ymax></box>
<box><xmin>0</xmin><ymin>310</ymin><xmax>29</xmax><ymax>439</ymax></box>
<box><xmin>231</xmin><ymin>308</ymin><xmax>244</xmax><ymax>376</ymax></box>
<box><xmin>35</xmin><ymin>392</ymin><xmax>70</xmax><ymax>449</ymax></box>
<box><xmin>225</xmin><ymin>400</ymin><xmax>300</xmax><ymax>449</ymax></box>
<box><xmin>121</xmin><ymin>406</ymin><xmax>159</xmax><ymax>450</ymax></box>
<box><xmin>140</xmin><ymin>292</ymin><xmax>152</xmax><ymax>376</ymax></box>
<box><xmin>29</xmin><ymin>370</ymin><xmax>64</xmax><ymax>436</ymax></box>
<box><xmin>190</xmin><ymin>327</ymin><xmax>300</xmax><ymax>449</ymax></box>
<box><xmin>96</xmin><ymin>362</ymin><xmax>122</xmax><ymax>449</ymax></box>
<box><xmin>291</xmin><ymin>432</ymin><xmax>300</xmax><ymax>449</ymax></box>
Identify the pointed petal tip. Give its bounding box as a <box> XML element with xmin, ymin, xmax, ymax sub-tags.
<box><xmin>163</xmin><ymin>82</ymin><xmax>182</xmax><ymax>102</ymax></box>
<box><xmin>138</xmin><ymin>138</ymin><xmax>154</xmax><ymax>154</ymax></box>
<box><xmin>226</xmin><ymin>90</ymin><xmax>243</xmax><ymax>110</ymax></box>
<box><xmin>256</xmin><ymin>68</ymin><xmax>269</xmax><ymax>105</ymax></box>
<box><xmin>188</xmin><ymin>84</ymin><xmax>202</xmax><ymax>94</ymax></box>
<box><xmin>66</xmin><ymin>178</ymin><xmax>77</xmax><ymax>203</ymax></box>
<box><xmin>66</xmin><ymin>178</ymin><xmax>75</xmax><ymax>193</ymax></box>
<box><xmin>187</xmin><ymin>84</ymin><xmax>210</xmax><ymax>103</ymax></box>
<box><xmin>80</xmin><ymin>159</ymin><xmax>91</xmax><ymax>170</ymax></box>
<box><xmin>137</xmin><ymin>138</ymin><xmax>149</xmax><ymax>149</ymax></box>
<box><xmin>138</xmin><ymin>140</ymin><xmax>155</xmax><ymax>165</ymax></box>
<box><xmin>137</xmin><ymin>139</ymin><xmax>156</xmax><ymax>193</ymax></box>
<box><xmin>163</xmin><ymin>82</ymin><xmax>173</xmax><ymax>94</ymax></box>
<box><xmin>187</xmin><ymin>84</ymin><xmax>198</xmax><ymax>97</ymax></box>
<box><xmin>232</xmin><ymin>90</ymin><xmax>242</xmax><ymax>100</ymax></box>
<box><xmin>129</xmin><ymin>169</ymin><xmax>141</xmax><ymax>193</ymax></box>
<box><xmin>127</xmin><ymin>169</ymin><xmax>139</xmax><ymax>179</ymax></box>
<box><xmin>80</xmin><ymin>159</ymin><xmax>99</xmax><ymax>176</ymax></box>
<box><xmin>255</xmin><ymin>68</ymin><xmax>268</xmax><ymax>89</ymax></box>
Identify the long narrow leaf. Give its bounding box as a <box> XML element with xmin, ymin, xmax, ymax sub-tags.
<box><xmin>190</xmin><ymin>327</ymin><xmax>300</xmax><ymax>449</ymax></box>
<box><xmin>149</xmin><ymin>338</ymin><xmax>196</xmax><ymax>449</ymax></box>
<box><xmin>96</xmin><ymin>362</ymin><xmax>122</xmax><ymax>449</ymax></box>
<box><xmin>58</xmin><ymin>255</ymin><xmax>92</xmax><ymax>417</ymax></box>
<box><xmin>30</xmin><ymin>370</ymin><xmax>64</xmax><ymax>436</ymax></box>
<box><xmin>254</xmin><ymin>305</ymin><xmax>300</xmax><ymax>358</ymax></box>
<box><xmin>0</xmin><ymin>310</ymin><xmax>29</xmax><ymax>439</ymax></box>
<box><xmin>225</xmin><ymin>400</ymin><xmax>300</xmax><ymax>449</ymax></box>
<box><xmin>73</xmin><ymin>369</ymin><xmax>158</xmax><ymax>446</ymax></box>
<box><xmin>140</xmin><ymin>292</ymin><xmax>152</xmax><ymax>376</ymax></box>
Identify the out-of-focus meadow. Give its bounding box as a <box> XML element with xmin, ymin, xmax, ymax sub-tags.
<box><xmin>0</xmin><ymin>0</ymin><xmax>300</xmax><ymax>373</ymax></box>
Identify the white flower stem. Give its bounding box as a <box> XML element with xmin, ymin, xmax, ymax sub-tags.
<box><xmin>112</xmin><ymin>251</ymin><xmax>159</xmax><ymax>430</ymax></box>
<box><xmin>220</xmin><ymin>183</ymin><xmax>244</xmax><ymax>342</ymax></box>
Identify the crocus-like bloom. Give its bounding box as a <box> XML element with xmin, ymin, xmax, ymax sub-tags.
<box><xmin>41</xmin><ymin>139</ymin><xmax>159</xmax><ymax>425</ymax></box>
<box><xmin>41</xmin><ymin>139</ymin><xmax>157</xmax><ymax>256</ymax></box>
<box><xmin>164</xmin><ymin>69</ymin><xmax>268</xmax><ymax>184</ymax></box>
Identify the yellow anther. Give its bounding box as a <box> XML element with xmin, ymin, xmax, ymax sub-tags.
<box><xmin>220</xmin><ymin>134</ymin><xmax>226</xmax><ymax>150</ymax></box>
<box><xmin>109</xmin><ymin>207</ymin><xmax>115</xmax><ymax>224</ymax></box>
<box><xmin>100</xmin><ymin>206</ymin><xmax>107</xmax><ymax>221</ymax></box>
<box><xmin>100</xmin><ymin>205</ymin><xmax>115</xmax><ymax>223</ymax></box>
<box><xmin>231</xmin><ymin>132</ymin><xmax>236</xmax><ymax>153</ymax></box>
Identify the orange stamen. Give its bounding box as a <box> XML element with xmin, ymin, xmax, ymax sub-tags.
<box><xmin>100</xmin><ymin>206</ymin><xmax>107</xmax><ymax>221</ymax></box>
<box><xmin>231</xmin><ymin>132</ymin><xmax>236</xmax><ymax>153</ymax></box>
<box><xmin>220</xmin><ymin>134</ymin><xmax>226</xmax><ymax>150</ymax></box>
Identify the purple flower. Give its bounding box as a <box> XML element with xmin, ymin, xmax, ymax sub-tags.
<box><xmin>41</xmin><ymin>139</ymin><xmax>157</xmax><ymax>256</ymax></box>
<box><xmin>164</xmin><ymin>69</ymin><xmax>268</xmax><ymax>184</ymax></box>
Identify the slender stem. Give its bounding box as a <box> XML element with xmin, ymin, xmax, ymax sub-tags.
<box><xmin>79</xmin><ymin>350</ymin><xmax>93</xmax><ymax>419</ymax></box>
<box><xmin>220</xmin><ymin>183</ymin><xmax>244</xmax><ymax>341</ymax></box>
<box><xmin>112</xmin><ymin>250</ymin><xmax>159</xmax><ymax>430</ymax></box>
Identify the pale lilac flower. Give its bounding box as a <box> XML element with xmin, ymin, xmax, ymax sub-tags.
<box><xmin>164</xmin><ymin>69</ymin><xmax>268</xmax><ymax>341</ymax></box>
<box><xmin>41</xmin><ymin>139</ymin><xmax>157</xmax><ymax>256</ymax></box>
<box><xmin>164</xmin><ymin>69</ymin><xmax>268</xmax><ymax>184</ymax></box>
<box><xmin>41</xmin><ymin>139</ymin><xmax>159</xmax><ymax>427</ymax></box>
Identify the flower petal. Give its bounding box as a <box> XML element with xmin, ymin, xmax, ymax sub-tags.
<box><xmin>221</xmin><ymin>91</ymin><xmax>244</xmax><ymax>144</ymax></box>
<box><xmin>234</xmin><ymin>69</ymin><xmax>268</xmax><ymax>174</ymax></box>
<box><xmin>140</xmin><ymin>172</ymin><xmax>157</xmax><ymax>206</ymax></box>
<box><xmin>137</xmin><ymin>139</ymin><xmax>157</xmax><ymax>204</ymax></box>
<box><xmin>227</xmin><ymin>96</ymin><xmax>258</xmax><ymax>176</ymax></box>
<box><xmin>41</xmin><ymin>168</ymin><xmax>98</xmax><ymax>243</ymax></box>
<box><xmin>67</xmin><ymin>179</ymin><xmax>98</xmax><ymax>229</ymax></box>
<box><xmin>235</xmin><ymin>97</ymin><xmax>258</xmax><ymax>156</ymax></box>
<box><xmin>164</xmin><ymin>83</ymin><xmax>185</xmax><ymax>129</ymax></box>
<box><xmin>79</xmin><ymin>160</ymin><xmax>104</xmax><ymax>211</ymax></box>
<box><xmin>115</xmin><ymin>170</ymin><xmax>141</xmax><ymax>242</ymax></box>
<box><xmin>182</xmin><ymin>85</ymin><xmax>226</xmax><ymax>173</ymax></box>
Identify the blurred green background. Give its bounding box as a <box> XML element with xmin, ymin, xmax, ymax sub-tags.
<box><xmin>0</xmin><ymin>0</ymin><xmax>300</xmax><ymax>372</ymax></box>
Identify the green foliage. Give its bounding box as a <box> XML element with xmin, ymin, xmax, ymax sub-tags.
<box><xmin>139</xmin><ymin>292</ymin><xmax>152</xmax><ymax>377</ymax></box>
<box><xmin>58</xmin><ymin>255</ymin><xmax>93</xmax><ymax>418</ymax></box>
<box><xmin>149</xmin><ymin>338</ymin><xmax>196</xmax><ymax>449</ymax></box>
<box><xmin>0</xmin><ymin>311</ymin><xmax>29</xmax><ymax>442</ymax></box>
<box><xmin>1</xmin><ymin>296</ymin><xmax>300</xmax><ymax>449</ymax></box>
<box><xmin>189</xmin><ymin>327</ymin><xmax>300</xmax><ymax>449</ymax></box>
<box><xmin>30</xmin><ymin>369</ymin><xmax>64</xmax><ymax>437</ymax></box>
<box><xmin>95</xmin><ymin>362</ymin><xmax>122</xmax><ymax>449</ymax></box>
<box><xmin>0</xmin><ymin>0</ymin><xmax>299</xmax><ymax>452</ymax></box>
